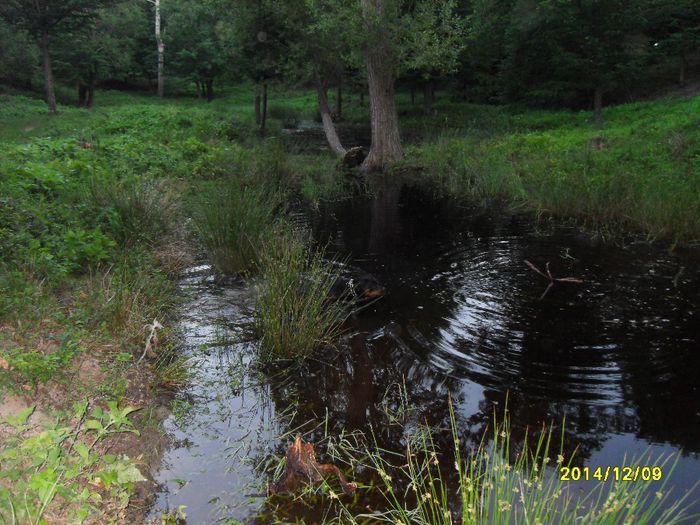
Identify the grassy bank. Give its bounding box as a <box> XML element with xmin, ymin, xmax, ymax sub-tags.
<box><xmin>406</xmin><ymin>95</ymin><xmax>700</xmax><ymax>244</ymax></box>
<box><xmin>0</xmin><ymin>92</ymin><xmax>207</xmax><ymax>522</ymax></box>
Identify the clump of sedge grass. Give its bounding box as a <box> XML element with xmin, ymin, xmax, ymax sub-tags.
<box><xmin>90</xmin><ymin>175</ymin><xmax>182</xmax><ymax>247</ymax></box>
<box><xmin>194</xmin><ymin>179</ymin><xmax>281</xmax><ymax>276</ymax></box>
<box><xmin>255</xmin><ymin>228</ymin><xmax>347</xmax><ymax>362</ymax></box>
<box><xmin>347</xmin><ymin>397</ymin><xmax>697</xmax><ymax>525</ymax></box>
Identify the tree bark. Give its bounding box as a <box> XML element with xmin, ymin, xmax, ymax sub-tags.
<box><xmin>411</xmin><ymin>85</ymin><xmax>415</xmax><ymax>105</ymax></box>
<box><xmin>423</xmin><ymin>80</ymin><xmax>434</xmax><ymax>114</ymax></box>
<box><xmin>195</xmin><ymin>80</ymin><xmax>202</xmax><ymax>98</ymax></box>
<box><xmin>361</xmin><ymin>0</ymin><xmax>403</xmax><ymax>172</ymax></box>
<box><xmin>86</xmin><ymin>83</ymin><xmax>94</xmax><ymax>108</ymax></box>
<box><xmin>260</xmin><ymin>82</ymin><xmax>268</xmax><ymax>133</ymax></box>
<box><xmin>679</xmin><ymin>52</ymin><xmax>686</xmax><ymax>87</ymax></box>
<box><xmin>360</xmin><ymin>91</ymin><xmax>364</xmax><ymax>107</ymax></box>
<box><xmin>254</xmin><ymin>84</ymin><xmax>262</xmax><ymax>126</ymax></box>
<box><xmin>206</xmin><ymin>79</ymin><xmax>214</xmax><ymax>102</ymax></box>
<box><xmin>593</xmin><ymin>86</ymin><xmax>603</xmax><ymax>128</ymax></box>
<box><xmin>39</xmin><ymin>31</ymin><xmax>57</xmax><ymax>114</ymax></box>
<box><xmin>78</xmin><ymin>83</ymin><xmax>87</xmax><ymax>107</ymax></box>
<box><xmin>335</xmin><ymin>78</ymin><xmax>342</xmax><ymax>118</ymax></box>
<box><xmin>155</xmin><ymin>0</ymin><xmax>165</xmax><ymax>97</ymax></box>
<box><xmin>316</xmin><ymin>77</ymin><xmax>347</xmax><ymax>158</ymax></box>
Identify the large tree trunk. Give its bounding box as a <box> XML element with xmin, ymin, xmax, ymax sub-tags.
<box><xmin>205</xmin><ymin>79</ymin><xmax>214</xmax><ymax>102</ymax></box>
<box><xmin>86</xmin><ymin>83</ymin><xmax>94</xmax><ymax>108</ymax></box>
<box><xmin>39</xmin><ymin>31</ymin><xmax>57</xmax><ymax>114</ymax></box>
<box><xmin>423</xmin><ymin>80</ymin><xmax>434</xmax><ymax>114</ymax></box>
<box><xmin>260</xmin><ymin>82</ymin><xmax>268</xmax><ymax>133</ymax></box>
<box><xmin>316</xmin><ymin>77</ymin><xmax>347</xmax><ymax>158</ymax></box>
<box><xmin>155</xmin><ymin>0</ymin><xmax>164</xmax><ymax>97</ymax></box>
<box><xmin>361</xmin><ymin>0</ymin><xmax>403</xmax><ymax>172</ymax></box>
<box><xmin>335</xmin><ymin>78</ymin><xmax>342</xmax><ymax>118</ymax></box>
<box><xmin>195</xmin><ymin>80</ymin><xmax>202</xmax><ymax>98</ymax></box>
<box><xmin>593</xmin><ymin>86</ymin><xmax>603</xmax><ymax>128</ymax></box>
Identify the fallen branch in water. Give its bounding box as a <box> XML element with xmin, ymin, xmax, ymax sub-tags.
<box><xmin>525</xmin><ymin>260</ymin><xmax>584</xmax><ymax>300</ymax></box>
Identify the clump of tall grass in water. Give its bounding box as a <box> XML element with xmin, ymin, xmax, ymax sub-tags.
<box><xmin>344</xmin><ymin>398</ymin><xmax>697</xmax><ymax>525</ymax></box>
<box><xmin>255</xmin><ymin>229</ymin><xmax>347</xmax><ymax>361</ymax></box>
<box><xmin>194</xmin><ymin>179</ymin><xmax>281</xmax><ymax>276</ymax></box>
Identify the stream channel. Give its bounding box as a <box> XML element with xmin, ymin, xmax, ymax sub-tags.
<box><xmin>151</xmin><ymin>179</ymin><xmax>700</xmax><ymax>523</ymax></box>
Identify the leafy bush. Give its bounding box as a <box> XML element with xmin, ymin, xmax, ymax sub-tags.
<box><xmin>0</xmin><ymin>401</ymin><xmax>144</xmax><ymax>524</ymax></box>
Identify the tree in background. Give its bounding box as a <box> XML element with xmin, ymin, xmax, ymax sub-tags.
<box><xmin>461</xmin><ymin>0</ymin><xmax>513</xmax><ymax>103</ymax></box>
<box><xmin>227</xmin><ymin>0</ymin><xmax>294</xmax><ymax>132</ymax></box>
<box><xmin>53</xmin><ymin>4</ymin><xmax>151</xmax><ymax>107</ymax></box>
<box><xmin>144</xmin><ymin>0</ymin><xmax>166</xmax><ymax>97</ymax></box>
<box><xmin>294</xmin><ymin>0</ymin><xmax>361</xmax><ymax>157</ymax></box>
<box><xmin>399</xmin><ymin>0</ymin><xmax>466</xmax><ymax>114</ymax></box>
<box><xmin>646</xmin><ymin>0</ymin><xmax>700</xmax><ymax>87</ymax></box>
<box><xmin>500</xmin><ymin>0</ymin><xmax>647</xmax><ymax>126</ymax></box>
<box><xmin>0</xmin><ymin>0</ymin><xmax>113</xmax><ymax>113</ymax></box>
<box><xmin>164</xmin><ymin>0</ymin><xmax>226</xmax><ymax>101</ymax></box>
<box><xmin>360</xmin><ymin>0</ymin><xmax>403</xmax><ymax>171</ymax></box>
<box><xmin>0</xmin><ymin>20</ymin><xmax>39</xmax><ymax>90</ymax></box>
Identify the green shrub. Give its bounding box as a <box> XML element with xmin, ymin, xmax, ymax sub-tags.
<box><xmin>268</xmin><ymin>105</ymin><xmax>301</xmax><ymax>129</ymax></box>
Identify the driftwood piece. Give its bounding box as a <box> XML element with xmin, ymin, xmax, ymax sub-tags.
<box><xmin>268</xmin><ymin>435</ymin><xmax>357</xmax><ymax>496</ymax></box>
<box><xmin>525</xmin><ymin>260</ymin><xmax>584</xmax><ymax>300</ymax></box>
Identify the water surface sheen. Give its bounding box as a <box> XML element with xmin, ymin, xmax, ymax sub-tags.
<box><xmin>154</xmin><ymin>182</ymin><xmax>700</xmax><ymax>522</ymax></box>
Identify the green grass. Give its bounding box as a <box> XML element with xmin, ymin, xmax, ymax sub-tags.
<box><xmin>255</xmin><ymin>228</ymin><xmax>348</xmax><ymax>362</ymax></box>
<box><xmin>261</xmin><ymin>391</ymin><xmax>697</xmax><ymax>524</ymax></box>
<box><xmin>346</xmin><ymin>399</ymin><xmax>698</xmax><ymax>524</ymax></box>
<box><xmin>193</xmin><ymin>178</ymin><xmax>282</xmax><ymax>276</ymax></box>
<box><xmin>403</xmin><ymin>95</ymin><xmax>700</xmax><ymax>244</ymax></box>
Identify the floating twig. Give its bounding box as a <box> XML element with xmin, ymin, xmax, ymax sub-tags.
<box><xmin>525</xmin><ymin>260</ymin><xmax>584</xmax><ymax>300</ymax></box>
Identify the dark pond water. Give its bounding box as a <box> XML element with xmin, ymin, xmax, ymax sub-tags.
<box><xmin>151</xmin><ymin>181</ymin><xmax>700</xmax><ymax>523</ymax></box>
<box><xmin>280</xmin><ymin>121</ymin><xmax>371</xmax><ymax>153</ymax></box>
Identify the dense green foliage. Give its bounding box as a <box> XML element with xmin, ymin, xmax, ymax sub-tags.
<box><xmin>412</xmin><ymin>96</ymin><xmax>700</xmax><ymax>242</ymax></box>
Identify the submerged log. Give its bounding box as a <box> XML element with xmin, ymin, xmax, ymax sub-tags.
<box><xmin>268</xmin><ymin>435</ymin><xmax>357</xmax><ymax>496</ymax></box>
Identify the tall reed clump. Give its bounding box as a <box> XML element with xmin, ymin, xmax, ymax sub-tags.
<box><xmin>255</xmin><ymin>229</ymin><xmax>347</xmax><ymax>362</ymax></box>
<box><xmin>345</xmin><ymin>398</ymin><xmax>697</xmax><ymax>525</ymax></box>
<box><xmin>194</xmin><ymin>179</ymin><xmax>281</xmax><ymax>276</ymax></box>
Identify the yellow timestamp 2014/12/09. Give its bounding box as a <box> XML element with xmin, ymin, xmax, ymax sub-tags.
<box><xmin>559</xmin><ymin>466</ymin><xmax>663</xmax><ymax>482</ymax></box>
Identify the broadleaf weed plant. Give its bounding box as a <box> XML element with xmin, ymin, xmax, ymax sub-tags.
<box><xmin>0</xmin><ymin>401</ymin><xmax>144</xmax><ymax>524</ymax></box>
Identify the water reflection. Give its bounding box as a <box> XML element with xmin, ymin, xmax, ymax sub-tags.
<box><xmin>153</xmin><ymin>182</ymin><xmax>700</xmax><ymax>522</ymax></box>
